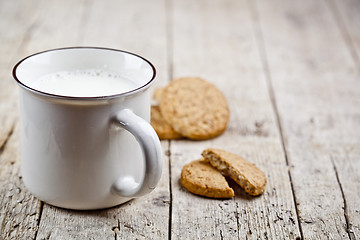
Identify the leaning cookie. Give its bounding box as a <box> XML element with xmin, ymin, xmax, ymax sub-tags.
<box><xmin>180</xmin><ymin>159</ymin><xmax>234</xmax><ymax>198</ymax></box>
<box><xmin>202</xmin><ymin>148</ymin><xmax>266</xmax><ymax>196</ymax></box>
<box><xmin>153</xmin><ymin>87</ymin><xmax>165</xmax><ymax>103</ymax></box>
<box><xmin>151</xmin><ymin>106</ymin><xmax>183</xmax><ymax>140</ymax></box>
<box><xmin>160</xmin><ymin>77</ymin><xmax>229</xmax><ymax>140</ymax></box>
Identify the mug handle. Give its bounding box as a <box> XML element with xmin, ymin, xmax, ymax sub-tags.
<box><xmin>111</xmin><ymin>109</ymin><xmax>162</xmax><ymax>197</ymax></box>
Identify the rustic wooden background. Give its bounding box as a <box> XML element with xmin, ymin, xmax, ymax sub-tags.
<box><xmin>0</xmin><ymin>0</ymin><xmax>359</xmax><ymax>239</ymax></box>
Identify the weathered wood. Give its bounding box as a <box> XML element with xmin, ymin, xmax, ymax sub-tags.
<box><xmin>327</xmin><ymin>1</ymin><xmax>360</xmax><ymax>238</ymax></box>
<box><xmin>255</xmin><ymin>0</ymin><xmax>360</xmax><ymax>238</ymax></box>
<box><xmin>0</xmin><ymin>127</ymin><xmax>41</xmax><ymax>240</ymax></box>
<box><xmin>328</xmin><ymin>1</ymin><xmax>360</xmax><ymax>238</ymax></box>
<box><xmin>0</xmin><ymin>1</ymin><xmax>44</xmax><ymax>239</ymax></box>
<box><xmin>1</xmin><ymin>0</ymin><xmax>359</xmax><ymax>239</ymax></box>
<box><xmin>35</xmin><ymin>142</ymin><xmax>170</xmax><ymax>240</ymax></box>
<box><xmin>80</xmin><ymin>0</ymin><xmax>169</xmax><ymax>92</ymax></box>
<box><xmin>0</xmin><ymin>0</ymin><xmax>35</xmax><ymax>148</ymax></box>
<box><xmin>20</xmin><ymin>0</ymin><xmax>171</xmax><ymax>239</ymax></box>
<box><xmin>331</xmin><ymin>0</ymin><xmax>360</xmax><ymax>71</ymax></box>
<box><xmin>113</xmin><ymin>142</ymin><xmax>170</xmax><ymax>239</ymax></box>
<box><xmin>169</xmin><ymin>0</ymin><xmax>300</xmax><ymax>239</ymax></box>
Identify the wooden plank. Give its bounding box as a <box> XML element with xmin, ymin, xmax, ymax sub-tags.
<box><xmin>330</xmin><ymin>0</ymin><xmax>360</xmax><ymax>71</ymax></box>
<box><xmin>83</xmin><ymin>1</ymin><xmax>172</xmax><ymax>237</ymax></box>
<box><xmin>327</xmin><ymin>0</ymin><xmax>360</xmax><ymax>238</ymax></box>
<box><xmin>35</xmin><ymin>141</ymin><xmax>170</xmax><ymax>240</ymax></box>
<box><xmin>0</xmin><ymin>1</ymin><xmax>44</xmax><ymax>239</ymax></box>
<box><xmin>2</xmin><ymin>0</ymin><xmax>358</xmax><ymax>239</ymax></box>
<box><xmin>169</xmin><ymin>0</ymin><xmax>300</xmax><ymax>238</ymax></box>
<box><xmin>80</xmin><ymin>0</ymin><xmax>169</xmax><ymax>92</ymax></box>
<box><xmin>0</xmin><ymin>0</ymin><xmax>91</xmax><ymax>146</ymax></box>
<box><xmin>0</xmin><ymin>127</ymin><xmax>42</xmax><ymax>240</ymax></box>
<box><xmin>113</xmin><ymin>142</ymin><xmax>170</xmax><ymax>239</ymax></box>
<box><xmin>14</xmin><ymin>0</ymin><xmax>90</xmax><ymax>53</ymax></box>
<box><xmin>0</xmin><ymin>0</ymin><xmax>37</xmax><ymax>147</ymax></box>
<box><xmin>2</xmin><ymin>0</ymin><xmax>94</xmax><ymax>238</ymax></box>
<box><xmin>255</xmin><ymin>0</ymin><xmax>360</xmax><ymax>238</ymax></box>
<box><xmin>25</xmin><ymin>0</ymin><xmax>171</xmax><ymax>239</ymax></box>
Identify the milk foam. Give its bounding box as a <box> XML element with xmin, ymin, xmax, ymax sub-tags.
<box><xmin>29</xmin><ymin>69</ymin><xmax>137</xmax><ymax>97</ymax></box>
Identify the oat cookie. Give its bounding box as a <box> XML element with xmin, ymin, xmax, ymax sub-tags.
<box><xmin>180</xmin><ymin>159</ymin><xmax>234</xmax><ymax>198</ymax></box>
<box><xmin>153</xmin><ymin>87</ymin><xmax>165</xmax><ymax>103</ymax></box>
<box><xmin>202</xmin><ymin>148</ymin><xmax>266</xmax><ymax>196</ymax></box>
<box><xmin>159</xmin><ymin>77</ymin><xmax>229</xmax><ymax>140</ymax></box>
<box><xmin>151</xmin><ymin>106</ymin><xmax>183</xmax><ymax>140</ymax></box>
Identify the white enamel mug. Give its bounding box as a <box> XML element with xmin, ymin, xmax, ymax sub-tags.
<box><xmin>13</xmin><ymin>47</ymin><xmax>162</xmax><ymax>210</ymax></box>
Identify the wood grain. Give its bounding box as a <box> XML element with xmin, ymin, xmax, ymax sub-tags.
<box><xmin>80</xmin><ymin>0</ymin><xmax>170</xmax><ymax>92</ymax></box>
<box><xmin>327</xmin><ymin>1</ymin><xmax>360</xmax><ymax>238</ymax></box>
<box><xmin>0</xmin><ymin>0</ymin><xmax>358</xmax><ymax>239</ymax></box>
<box><xmin>0</xmin><ymin>127</ymin><xmax>41</xmax><ymax>240</ymax></box>
<box><xmin>28</xmin><ymin>0</ymin><xmax>171</xmax><ymax>239</ymax></box>
<box><xmin>0</xmin><ymin>0</ymin><xmax>33</xmax><ymax>148</ymax></box>
<box><xmin>255</xmin><ymin>0</ymin><xmax>360</xmax><ymax>238</ymax></box>
<box><xmin>0</xmin><ymin>1</ymin><xmax>43</xmax><ymax>239</ymax></box>
<box><xmin>169</xmin><ymin>0</ymin><xmax>300</xmax><ymax>238</ymax></box>
<box><xmin>35</xmin><ymin>142</ymin><xmax>170</xmax><ymax>240</ymax></box>
<box><xmin>330</xmin><ymin>0</ymin><xmax>360</xmax><ymax>72</ymax></box>
<box><xmin>1</xmin><ymin>0</ymin><xmax>171</xmax><ymax>239</ymax></box>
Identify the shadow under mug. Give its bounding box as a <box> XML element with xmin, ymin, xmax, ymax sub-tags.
<box><xmin>12</xmin><ymin>47</ymin><xmax>162</xmax><ymax>210</ymax></box>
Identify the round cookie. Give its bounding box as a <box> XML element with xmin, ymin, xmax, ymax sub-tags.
<box><xmin>151</xmin><ymin>106</ymin><xmax>183</xmax><ymax>140</ymax></box>
<box><xmin>180</xmin><ymin>159</ymin><xmax>234</xmax><ymax>198</ymax></box>
<box><xmin>153</xmin><ymin>87</ymin><xmax>165</xmax><ymax>103</ymax></box>
<box><xmin>160</xmin><ymin>77</ymin><xmax>229</xmax><ymax>140</ymax></box>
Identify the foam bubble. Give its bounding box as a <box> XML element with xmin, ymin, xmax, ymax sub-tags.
<box><xmin>30</xmin><ymin>69</ymin><xmax>137</xmax><ymax>97</ymax></box>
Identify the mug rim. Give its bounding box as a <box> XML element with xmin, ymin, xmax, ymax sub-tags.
<box><xmin>12</xmin><ymin>47</ymin><xmax>157</xmax><ymax>100</ymax></box>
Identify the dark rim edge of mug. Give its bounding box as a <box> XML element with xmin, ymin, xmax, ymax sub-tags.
<box><xmin>12</xmin><ymin>46</ymin><xmax>157</xmax><ymax>101</ymax></box>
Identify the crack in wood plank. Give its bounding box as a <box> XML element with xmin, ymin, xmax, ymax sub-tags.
<box><xmin>112</xmin><ymin>219</ymin><xmax>120</xmax><ymax>240</ymax></box>
<box><xmin>0</xmin><ymin>124</ymin><xmax>14</xmax><ymax>155</ymax></box>
<box><xmin>33</xmin><ymin>201</ymin><xmax>44</xmax><ymax>240</ymax></box>
<box><xmin>168</xmin><ymin>141</ymin><xmax>173</xmax><ymax>240</ymax></box>
<box><xmin>250</xmin><ymin>0</ymin><xmax>359</xmax><ymax>238</ymax></box>
<box><xmin>331</xmin><ymin>156</ymin><xmax>356</xmax><ymax>240</ymax></box>
<box><xmin>166</xmin><ymin>0</ymin><xmax>174</xmax><ymax>238</ymax></box>
<box><xmin>170</xmin><ymin>0</ymin><xmax>302</xmax><ymax>238</ymax></box>
<box><xmin>247</xmin><ymin>0</ymin><xmax>303</xmax><ymax>239</ymax></box>
<box><xmin>0</xmin><ymin>126</ymin><xmax>42</xmax><ymax>239</ymax></box>
<box><xmin>2</xmin><ymin>0</ymin><xmax>171</xmax><ymax>239</ymax></box>
<box><xmin>234</xmin><ymin>201</ymin><xmax>241</xmax><ymax>239</ymax></box>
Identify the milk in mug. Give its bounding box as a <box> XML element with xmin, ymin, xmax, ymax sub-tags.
<box><xmin>29</xmin><ymin>69</ymin><xmax>137</xmax><ymax>97</ymax></box>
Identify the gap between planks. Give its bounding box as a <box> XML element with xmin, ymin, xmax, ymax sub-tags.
<box><xmin>167</xmin><ymin>141</ymin><xmax>173</xmax><ymax>240</ymax></box>
<box><xmin>32</xmin><ymin>201</ymin><xmax>44</xmax><ymax>240</ymax></box>
<box><xmin>323</xmin><ymin>0</ymin><xmax>358</xmax><ymax>238</ymax></box>
<box><xmin>166</xmin><ymin>1</ymin><xmax>174</xmax><ymax>239</ymax></box>
<box><xmin>251</xmin><ymin>0</ymin><xmax>358</xmax><ymax>238</ymax></box>
<box><xmin>3</xmin><ymin>2</ymin><xmax>90</xmax><ymax>237</ymax></box>
<box><xmin>247</xmin><ymin>0</ymin><xmax>304</xmax><ymax>238</ymax></box>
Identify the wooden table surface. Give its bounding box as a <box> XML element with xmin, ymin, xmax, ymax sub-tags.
<box><xmin>1</xmin><ymin>0</ymin><xmax>360</xmax><ymax>239</ymax></box>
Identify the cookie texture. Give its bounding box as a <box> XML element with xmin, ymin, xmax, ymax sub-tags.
<box><xmin>153</xmin><ymin>87</ymin><xmax>165</xmax><ymax>103</ymax></box>
<box><xmin>202</xmin><ymin>148</ymin><xmax>266</xmax><ymax>196</ymax></box>
<box><xmin>160</xmin><ymin>77</ymin><xmax>229</xmax><ymax>140</ymax></box>
<box><xmin>151</xmin><ymin>106</ymin><xmax>183</xmax><ymax>140</ymax></box>
<box><xmin>180</xmin><ymin>159</ymin><xmax>234</xmax><ymax>198</ymax></box>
